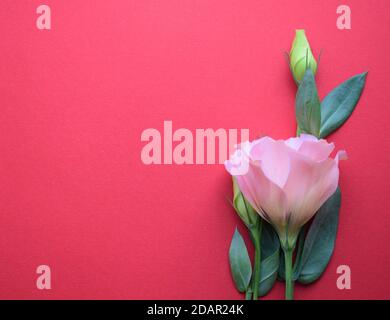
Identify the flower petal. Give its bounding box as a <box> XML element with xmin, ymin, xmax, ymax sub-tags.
<box><xmin>250</xmin><ymin>138</ymin><xmax>291</xmax><ymax>188</ymax></box>
<box><xmin>285</xmin><ymin>134</ymin><xmax>317</xmax><ymax>150</ymax></box>
<box><xmin>283</xmin><ymin>150</ymin><xmax>339</xmax><ymax>235</ymax></box>
<box><xmin>285</xmin><ymin>134</ymin><xmax>334</xmax><ymax>162</ymax></box>
<box><xmin>224</xmin><ymin>142</ymin><xmax>252</xmax><ymax>176</ymax></box>
<box><xmin>235</xmin><ymin>160</ymin><xmax>288</xmax><ymax>230</ymax></box>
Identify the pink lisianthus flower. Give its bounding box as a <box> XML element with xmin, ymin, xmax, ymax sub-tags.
<box><xmin>225</xmin><ymin>134</ymin><xmax>347</xmax><ymax>250</ymax></box>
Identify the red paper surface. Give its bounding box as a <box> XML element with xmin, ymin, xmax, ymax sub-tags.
<box><xmin>0</xmin><ymin>0</ymin><xmax>389</xmax><ymax>299</ymax></box>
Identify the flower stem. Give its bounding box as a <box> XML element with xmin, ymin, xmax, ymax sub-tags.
<box><xmin>250</xmin><ymin>220</ymin><xmax>262</xmax><ymax>300</ymax></box>
<box><xmin>245</xmin><ymin>287</ymin><xmax>253</xmax><ymax>300</ymax></box>
<box><xmin>283</xmin><ymin>248</ymin><xmax>294</xmax><ymax>300</ymax></box>
<box><xmin>296</xmin><ymin>126</ymin><xmax>301</xmax><ymax>136</ymax></box>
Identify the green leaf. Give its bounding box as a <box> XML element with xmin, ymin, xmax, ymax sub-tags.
<box><xmin>297</xmin><ymin>188</ymin><xmax>341</xmax><ymax>284</ymax></box>
<box><xmin>258</xmin><ymin>221</ymin><xmax>280</xmax><ymax>296</ymax></box>
<box><xmin>320</xmin><ymin>72</ymin><xmax>367</xmax><ymax>138</ymax></box>
<box><xmin>259</xmin><ymin>249</ymin><xmax>279</xmax><ymax>296</ymax></box>
<box><xmin>259</xmin><ymin>220</ymin><xmax>280</xmax><ymax>296</ymax></box>
<box><xmin>260</xmin><ymin>220</ymin><xmax>279</xmax><ymax>258</ymax></box>
<box><xmin>229</xmin><ymin>228</ymin><xmax>252</xmax><ymax>292</ymax></box>
<box><xmin>295</xmin><ymin>69</ymin><xmax>321</xmax><ymax>137</ymax></box>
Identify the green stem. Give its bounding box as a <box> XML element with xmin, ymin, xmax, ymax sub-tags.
<box><xmin>250</xmin><ymin>220</ymin><xmax>262</xmax><ymax>300</ymax></box>
<box><xmin>284</xmin><ymin>248</ymin><xmax>294</xmax><ymax>300</ymax></box>
<box><xmin>245</xmin><ymin>287</ymin><xmax>253</xmax><ymax>300</ymax></box>
<box><xmin>296</xmin><ymin>126</ymin><xmax>301</xmax><ymax>136</ymax></box>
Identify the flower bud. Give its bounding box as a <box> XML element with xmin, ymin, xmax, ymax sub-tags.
<box><xmin>289</xmin><ymin>30</ymin><xmax>317</xmax><ymax>82</ymax></box>
<box><xmin>232</xmin><ymin>178</ymin><xmax>259</xmax><ymax>228</ymax></box>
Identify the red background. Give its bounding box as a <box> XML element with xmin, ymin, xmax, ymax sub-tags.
<box><xmin>0</xmin><ymin>0</ymin><xmax>389</xmax><ymax>299</ymax></box>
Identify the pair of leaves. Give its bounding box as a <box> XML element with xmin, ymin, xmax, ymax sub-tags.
<box><xmin>296</xmin><ymin>69</ymin><xmax>367</xmax><ymax>138</ymax></box>
<box><xmin>278</xmin><ymin>188</ymin><xmax>341</xmax><ymax>284</ymax></box>
<box><xmin>292</xmin><ymin>71</ymin><xmax>366</xmax><ymax>283</ymax></box>
<box><xmin>229</xmin><ymin>220</ymin><xmax>280</xmax><ymax>295</ymax></box>
<box><xmin>230</xmin><ymin>189</ymin><xmax>341</xmax><ymax>290</ymax></box>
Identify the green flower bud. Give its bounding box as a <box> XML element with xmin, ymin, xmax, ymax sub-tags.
<box><xmin>289</xmin><ymin>30</ymin><xmax>317</xmax><ymax>82</ymax></box>
<box><xmin>232</xmin><ymin>178</ymin><xmax>259</xmax><ymax>228</ymax></box>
